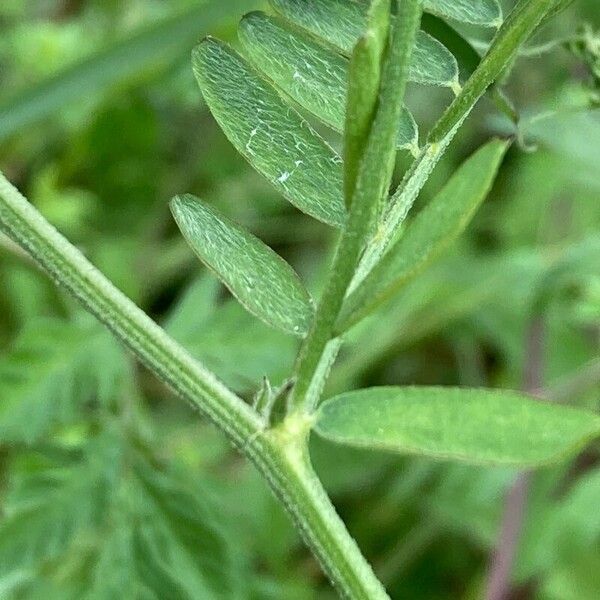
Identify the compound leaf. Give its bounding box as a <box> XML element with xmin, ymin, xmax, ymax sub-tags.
<box><xmin>315</xmin><ymin>387</ymin><xmax>600</xmax><ymax>466</ymax></box>
<box><xmin>0</xmin><ymin>435</ymin><xmax>244</xmax><ymax>599</ymax></box>
<box><xmin>238</xmin><ymin>11</ymin><xmax>418</xmax><ymax>154</ymax></box>
<box><xmin>171</xmin><ymin>194</ymin><xmax>314</xmax><ymax>337</ymax></box>
<box><xmin>192</xmin><ymin>38</ymin><xmax>345</xmax><ymax>227</ymax></box>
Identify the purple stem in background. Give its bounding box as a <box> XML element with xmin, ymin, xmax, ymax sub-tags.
<box><xmin>484</xmin><ymin>474</ymin><xmax>530</xmax><ymax>600</ymax></box>
<box><xmin>484</xmin><ymin>315</ymin><xmax>545</xmax><ymax>600</ymax></box>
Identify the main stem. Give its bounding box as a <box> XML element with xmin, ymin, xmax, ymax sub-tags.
<box><xmin>0</xmin><ymin>172</ymin><xmax>388</xmax><ymax>600</ymax></box>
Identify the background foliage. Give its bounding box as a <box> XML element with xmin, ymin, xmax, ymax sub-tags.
<box><xmin>0</xmin><ymin>0</ymin><xmax>599</xmax><ymax>598</ymax></box>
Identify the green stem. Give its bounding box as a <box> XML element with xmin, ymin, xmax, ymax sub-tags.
<box><xmin>0</xmin><ymin>173</ymin><xmax>260</xmax><ymax>446</ymax></box>
<box><xmin>260</xmin><ymin>417</ymin><xmax>390</xmax><ymax>600</ymax></box>
<box><xmin>0</xmin><ymin>171</ymin><xmax>388</xmax><ymax>599</ymax></box>
<box><xmin>352</xmin><ymin>0</ymin><xmax>562</xmax><ymax>287</ymax></box>
<box><xmin>429</xmin><ymin>0</ymin><xmax>560</xmax><ymax>144</ymax></box>
<box><xmin>351</xmin><ymin>137</ymin><xmax>456</xmax><ymax>289</ymax></box>
<box><xmin>288</xmin><ymin>0</ymin><xmax>422</xmax><ymax>414</ymax></box>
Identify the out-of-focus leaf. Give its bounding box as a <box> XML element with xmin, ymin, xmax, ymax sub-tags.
<box><xmin>0</xmin><ymin>454</ymin><xmax>101</xmax><ymax>582</ymax></box>
<box><xmin>339</xmin><ymin>139</ymin><xmax>508</xmax><ymax>330</ymax></box>
<box><xmin>0</xmin><ymin>317</ymin><xmax>125</xmax><ymax>443</ymax></box>
<box><xmin>268</xmin><ymin>0</ymin><xmax>459</xmax><ymax>88</ymax></box>
<box><xmin>0</xmin><ymin>434</ymin><xmax>246</xmax><ymax>599</ymax></box>
<box><xmin>237</xmin><ymin>11</ymin><xmax>418</xmax><ymax>155</ymax></box>
<box><xmin>541</xmin><ymin>555</ymin><xmax>600</xmax><ymax>600</ymax></box>
<box><xmin>192</xmin><ymin>38</ymin><xmax>346</xmax><ymax>227</ymax></box>
<box><xmin>526</xmin><ymin>111</ymin><xmax>600</xmax><ymax>191</ymax></box>
<box><xmin>517</xmin><ymin>467</ymin><xmax>600</xmax><ymax>582</ymax></box>
<box><xmin>0</xmin><ymin>1</ymin><xmax>257</xmax><ymax>141</ymax></box>
<box><xmin>534</xmin><ymin>234</ymin><xmax>600</xmax><ymax>306</ymax></box>
<box><xmin>171</xmin><ymin>194</ymin><xmax>314</xmax><ymax>337</ymax></box>
<box><xmin>315</xmin><ymin>387</ymin><xmax>600</xmax><ymax>466</ymax></box>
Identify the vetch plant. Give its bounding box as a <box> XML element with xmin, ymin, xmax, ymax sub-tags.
<box><xmin>1</xmin><ymin>0</ymin><xmax>599</xmax><ymax>598</ymax></box>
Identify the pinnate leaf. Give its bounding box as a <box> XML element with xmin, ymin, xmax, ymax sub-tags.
<box><xmin>237</xmin><ymin>11</ymin><xmax>418</xmax><ymax>155</ymax></box>
<box><xmin>0</xmin><ymin>435</ymin><xmax>244</xmax><ymax>599</ymax></box>
<box><xmin>192</xmin><ymin>38</ymin><xmax>345</xmax><ymax>227</ymax></box>
<box><xmin>315</xmin><ymin>387</ymin><xmax>600</xmax><ymax>466</ymax></box>
<box><xmin>171</xmin><ymin>194</ymin><xmax>314</xmax><ymax>337</ymax></box>
<box><xmin>338</xmin><ymin>138</ymin><xmax>509</xmax><ymax>330</ymax></box>
<box><xmin>268</xmin><ymin>0</ymin><xmax>459</xmax><ymax>88</ymax></box>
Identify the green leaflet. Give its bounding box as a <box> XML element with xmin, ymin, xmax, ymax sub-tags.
<box><xmin>238</xmin><ymin>12</ymin><xmax>418</xmax><ymax>155</ymax></box>
<box><xmin>192</xmin><ymin>38</ymin><xmax>345</xmax><ymax>227</ymax></box>
<box><xmin>171</xmin><ymin>195</ymin><xmax>314</xmax><ymax>337</ymax></box>
<box><xmin>268</xmin><ymin>0</ymin><xmax>459</xmax><ymax>88</ymax></box>
<box><xmin>338</xmin><ymin>139</ymin><xmax>508</xmax><ymax>331</ymax></box>
<box><xmin>0</xmin><ymin>1</ymin><xmax>258</xmax><ymax>142</ymax></box>
<box><xmin>315</xmin><ymin>387</ymin><xmax>600</xmax><ymax>467</ymax></box>
<box><xmin>424</xmin><ymin>0</ymin><xmax>503</xmax><ymax>27</ymax></box>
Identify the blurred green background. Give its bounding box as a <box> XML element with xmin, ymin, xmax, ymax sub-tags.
<box><xmin>0</xmin><ymin>1</ymin><xmax>599</xmax><ymax>598</ymax></box>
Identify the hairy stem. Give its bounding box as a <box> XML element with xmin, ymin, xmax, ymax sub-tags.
<box><xmin>261</xmin><ymin>418</ymin><xmax>390</xmax><ymax>599</ymax></box>
<box><xmin>0</xmin><ymin>171</ymin><xmax>388</xmax><ymax>599</ymax></box>
<box><xmin>289</xmin><ymin>0</ymin><xmax>422</xmax><ymax>413</ymax></box>
<box><xmin>0</xmin><ymin>173</ymin><xmax>261</xmax><ymax>446</ymax></box>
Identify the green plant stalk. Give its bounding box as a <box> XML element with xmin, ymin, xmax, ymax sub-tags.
<box><xmin>352</xmin><ymin>0</ymin><xmax>563</xmax><ymax>286</ymax></box>
<box><xmin>429</xmin><ymin>0</ymin><xmax>559</xmax><ymax>143</ymax></box>
<box><xmin>0</xmin><ymin>173</ymin><xmax>260</xmax><ymax>447</ymax></box>
<box><xmin>0</xmin><ymin>171</ymin><xmax>388</xmax><ymax>600</ymax></box>
<box><xmin>288</xmin><ymin>0</ymin><xmax>423</xmax><ymax>414</ymax></box>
